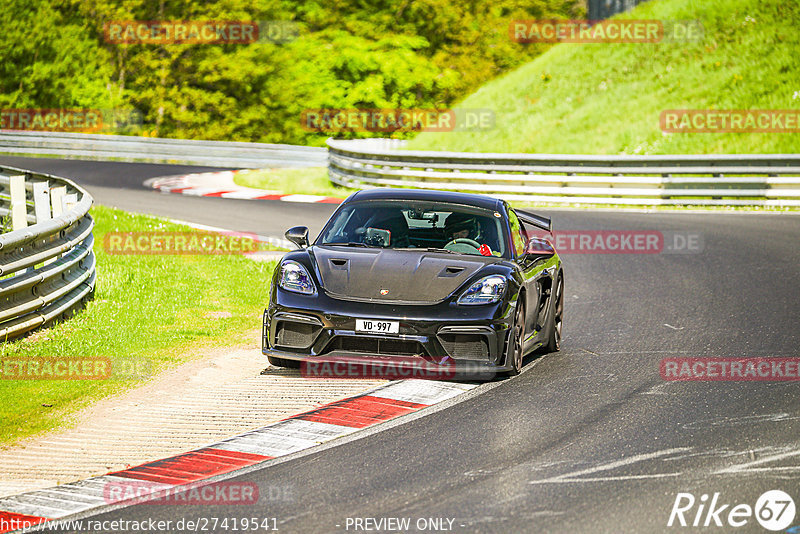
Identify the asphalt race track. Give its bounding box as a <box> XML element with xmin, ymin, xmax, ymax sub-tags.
<box><xmin>0</xmin><ymin>156</ymin><xmax>337</xmax><ymax>238</ymax></box>
<box><xmin>4</xmin><ymin>156</ymin><xmax>800</xmax><ymax>533</ymax></box>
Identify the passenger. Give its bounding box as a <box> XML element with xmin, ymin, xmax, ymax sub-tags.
<box><xmin>370</xmin><ymin>212</ymin><xmax>410</xmax><ymax>247</ymax></box>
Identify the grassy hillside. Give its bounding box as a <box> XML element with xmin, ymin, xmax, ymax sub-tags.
<box><xmin>407</xmin><ymin>0</ymin><xmax>800</xmax><ymax>154</ymax></box>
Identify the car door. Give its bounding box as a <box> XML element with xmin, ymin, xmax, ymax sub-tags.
<box><xmin>508</xmin><ymin>208</ymin><xmax>553</xmax><ymax>346</ymax></box>
<box><xmin>507</xmin><ymin>209</ymin><xmax>538</xmax><ymax>338</ymax></box>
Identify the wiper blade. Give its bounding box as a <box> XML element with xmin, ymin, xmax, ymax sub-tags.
<box><xmin>325</xmin><ymin>242</ymin><xmax>373</xmax><ymax>248</ymax></box>
<box><xmin>416</xmin><ymin>247</ymin><xmax>458</xmax><ymax>254</ymax></box>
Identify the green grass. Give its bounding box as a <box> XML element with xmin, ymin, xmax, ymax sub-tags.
<box><xmin>0</xmin><ymin>206</ymin><xmax>277</xmax><ymax>446</ymax></box>
<box><xmin>236</xmin><ymin>1</ymin><xmax>799</xmax><ymax>210</ymax></box>
<box><xmin>234</xmin><ymin>167</ymin><xmax>357</xmax><ymax>198</ymax></box>
<box><xmin>407</xmin><ymin>0</ymin><xmax>800</xmax><ymax>154</ymax></box>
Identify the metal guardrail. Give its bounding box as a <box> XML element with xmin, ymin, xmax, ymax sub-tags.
<box><xmin>0</xmin><ymin>131</ymin><xmax>327</xmax><ymax>168</ymax></box>
<box><xmin>0</xmin><ymin>165</ymin><xmax>95</xmax><ymax>340</ymax></box>
<box><xmin>327</xmin><ymin>139</ymin><xmax>800</xmax><ymax>206</ymax></box>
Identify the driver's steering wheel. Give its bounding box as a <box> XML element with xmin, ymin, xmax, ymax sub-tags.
<box><xmin>444</xmin><ymin>237</ymin><xmax>481</xmax><ymax>250</ymax></box>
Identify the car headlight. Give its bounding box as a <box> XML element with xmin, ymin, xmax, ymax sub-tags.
<box><xmin>278</xmin><ymin>260</ymin><xmax>316</xmax><ymax>295</ymax></box>
<box><xmin>457</xmin><ymin>275</ymin><xmax>506</xmax><ymax>305</ymax></box>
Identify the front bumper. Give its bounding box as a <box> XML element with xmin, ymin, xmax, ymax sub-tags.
<box><xmin>262</xmin><ymin>289</ymin><xmax>516</xmax><ymax>372</ymax></box>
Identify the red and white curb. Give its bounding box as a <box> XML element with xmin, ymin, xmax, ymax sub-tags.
<box><xmin>0</xmin><ymin>379</ymin><xmax>476</xmax><ymax>532</ymax></box>
<box><xmin>144</xmin><ymin>171</ymin><xmax>343</xmax><ymax>204</ymax></box>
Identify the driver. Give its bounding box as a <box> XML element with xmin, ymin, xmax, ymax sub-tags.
<box><xmin>444</xmin><ymin>212</ymin><xmax>481</xmax><ymax>242</ymax></box>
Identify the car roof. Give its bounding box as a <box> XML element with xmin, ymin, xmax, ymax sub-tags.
<box><xmin>346</xmin><ymin>188</ymin><xmax>505</xmax><ymax>211</ymax></box>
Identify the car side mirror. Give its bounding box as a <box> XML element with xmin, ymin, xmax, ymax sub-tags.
<box><xmin>285</xmin><ymin>226</ymin><xmax>309</xmax><ymax>249</ymax></box>
<box><xmin>525</xmin><ymin>237</ymin><xmax>555</xmax><ymax>260</ymax></box>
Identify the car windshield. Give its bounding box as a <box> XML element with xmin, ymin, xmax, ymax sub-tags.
<box><xmin>318</xmin><ymin>200</ymin><xmax>508</xmax><ymax>257</ymax></box>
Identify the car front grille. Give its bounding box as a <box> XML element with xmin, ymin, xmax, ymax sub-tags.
<box><xmin>328</xmin><ymin>336</ymin><xmax>425</xmax><ymax>357</ymax></box>
<box><xmin>275</xmin><ymin>321</ymin><xmax>319</xmax><ymax>349</ymax></box>
<box><xmin>438</xmin><ymin>333</ymin><xmax>490</xmax><ymax>360</ymax></box>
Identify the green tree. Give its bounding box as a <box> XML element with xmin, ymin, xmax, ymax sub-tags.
<box><xmin>0</xmin><ymin>0</ymin><xmax>117</xmax><ymax>109</ymax></box>
<box><xmin>1</xmin><ymin>0</ymin><xmax>583</xmax><ymax>143</ymax></box>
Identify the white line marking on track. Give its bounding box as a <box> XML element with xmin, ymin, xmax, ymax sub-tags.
<box><xmin>714</xmin><ymin>448</ymin><xmax>800</xmax><ymax>474</ymax></box>
<box><xmin>219</xmin><ymin>190</ymin><xmax>272</xmax><ymax>199</ymax></box>
<box><xmin>179</xmin><ymin>187</ymin><xmax>229</xmax><ymax>196</ymax></box>
<box><xmin>279</xmin><ymin>194</ymin><xmax>328</xmax><ymax>202</ymax></box>
<box><xmin>214</xmin><ymin>419</ymin><xmax>360</xmax><ymax>457</ymax></box>
<box><xmin>370</xmin><ymin>379</ymin><xmax>477</xmax><ymax>405</ymax></box>
<box><xmin>528</xmin><ymin>447</ymin><xmax>692</xmax><ymax>485</ymax></box>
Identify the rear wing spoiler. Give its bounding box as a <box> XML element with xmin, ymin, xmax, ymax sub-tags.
<box><xmin>516</xmin><ymin>209</ymin><xmax>553</xmax><ymax>234</ymax></box>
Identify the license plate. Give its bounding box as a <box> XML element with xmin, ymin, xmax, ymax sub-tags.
<box><xmin>355</xmin><ymin>319</ymin><xmax>399</xmax><ymax>334</ymax></box>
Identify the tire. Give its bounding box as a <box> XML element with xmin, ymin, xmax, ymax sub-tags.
<box><xmin>267</xmin><ymin>354</ymin><xmax>301</xmax><ymax>369</ymax></box>
<box><xmin>504</xmin><ymin>297</ymin><xmax>526</xmax><ymax>376</ymax></box>
<box><xmin>542</xmin><ymin>273</ymin><xmax>563</xmax><ymax>353</ymax></box>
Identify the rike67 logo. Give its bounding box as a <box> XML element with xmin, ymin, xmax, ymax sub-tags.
<box><xmin>668</xmin><ymin>490</ymin><xmax>796</xmax><ymax>531</ymax></box>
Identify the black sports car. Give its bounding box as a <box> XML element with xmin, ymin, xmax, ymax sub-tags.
<box><xmin>262</xmin><ymin>188</ymin><xmax>563</xmax><ymax>379</ymax></box>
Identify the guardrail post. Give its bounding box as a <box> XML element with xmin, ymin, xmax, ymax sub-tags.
<box><xmin>712</xmin><ymin>173</ymin><xmax>722</xmax><ymax>200</ymax></box>
<box><xmin>62</xmin><ymin>193</ymin><xmax>78</xmax><ymax>212</ymax></box>
<box><xmin>9</xmin><ymin>175</ymin><xmax>27</xmax><ymax>231</ymax></box>
<box><xmin>33</xmin><ymin>181</ymin><xmax>51</xmax><ymax>223</ymax></box>
<box><xmin>50</xmin><ymin>186</ymin><xmax>66</xmax><ymax>217</ymax></box>
<box><xmin>33</xmin><ymin>181</ymin><xmax>55</xmax><ymax>266</ymax></box>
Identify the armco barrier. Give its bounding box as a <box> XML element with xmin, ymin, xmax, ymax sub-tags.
<box><xmin>0</xmin><ymin>165</ymin><xmax>95</xmax><ymax>340</ymax></box>
<box><xmin>327</xmin><ymin>138</ymin><xmax>800</xmax><ymax>207</ymax></box>
<box><xmin>0</xmin><ymin>130</ymin><xmax>327</xmax><ymax>168</ymax></box>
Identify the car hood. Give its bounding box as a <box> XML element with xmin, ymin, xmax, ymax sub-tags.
<box><xmin>311</xmin><ymin>246</ymin><xmax>502</xmax><ymax>304</ymax></box>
